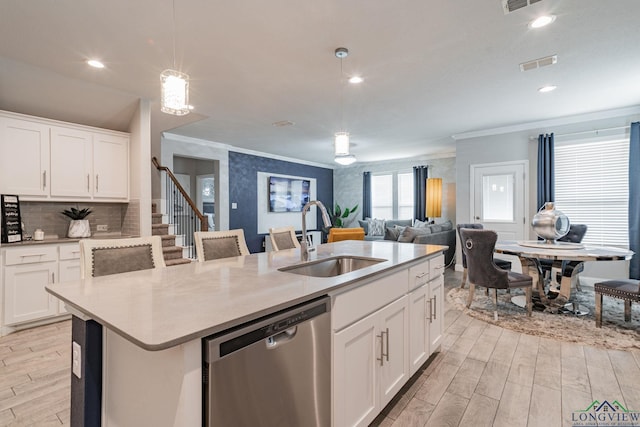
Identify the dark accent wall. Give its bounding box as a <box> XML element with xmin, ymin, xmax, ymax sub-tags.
<box><xmin>228</xmin><ymin>151</ymin><xmax>333</xmax><ymax>253</ymax></box>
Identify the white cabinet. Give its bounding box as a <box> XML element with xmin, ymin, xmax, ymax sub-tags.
<box><xmin>408</xmin><ymin>255</ymin><xmax>445</xmax><ymax>375</ymax></box>
<box><xmin>333</xmin><ymin>296</ymin><xmax>408</xmax><ymax>427</ymax></box>
<box><xmin>3</xmin><ymin>246</ymin><xmax>58</xmax><ymax>325</ymax></box>
<box><xmin>50</xmin><ymin>126</ymin><xmax>93</xmax><ymax>198</ymax></box>
<box><xmin>0</xmin><ymin>110</ymin><xmax>129</xmax><ymax>202</ymax></box>
<box><xmin>2</xmin><ymin>243</ymin><xmax>79</xmax><ymax>327</ymax></box>
<box><xmin>0</xmin><ymin>116</ymin><xmax>50</xmax><ymax>197</ymax></box>
<box><xmin>92</xmin><ymin>132</ymin><xmax>129</xmax><ymax>199</ymax></box>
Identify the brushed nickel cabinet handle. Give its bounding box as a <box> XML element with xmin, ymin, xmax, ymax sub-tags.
<box><xmin>433</xmin><ymin>295</ymin><xmax>437</xmax><ymax>319</ymax></box>
<box><xmin>87</xmin><ymin>174</ymin><xmax>90</xmax><ymax>191</ymax></box>
<box><xmin>377</xmin><ymin>332</ymin><xmax>385</xmax><ymax>366</ymax></box>
<box><xmin>42</xmin><ymin>171</ymin><xmax>46</xmax><ymax>190</ymax></box>
<box><xmin>96</xmin><ymin>174</ymin><xmax>99</xmax><ymax>192</ymax></box>
<box><xmin>429</xmin><ymin>298</ymin><xmax>434</xmax><ymax>323</ymax></box>
<box><xmin>384</xmin><ymin>328</ymin><xmax>389</xmax><ymax>362</ymax></box>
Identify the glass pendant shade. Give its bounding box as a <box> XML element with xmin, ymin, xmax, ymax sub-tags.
<box><xmin>334</xmin><ymin>154</ymin><xmax>356</xmax><ymax>165</ymax></box>
<box><xmin>160</xmin><ymin>69</ymin><xmax>190</xmax><ymax>116</ymax></box>
<box><xmin>334</xmin><ymin>132</ymin><xmax>350</xmax><ymax>155</ymax></box>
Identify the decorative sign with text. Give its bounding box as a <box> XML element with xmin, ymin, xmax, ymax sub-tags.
<box><xmin>1</xmin><ymin>194</ymin><xmax>22</xmax><ymax>243</ymax></box>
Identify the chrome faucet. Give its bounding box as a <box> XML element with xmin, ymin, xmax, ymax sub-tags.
<box><xmin>301</xmin><ymin>201</ymin><xmax>332</xmax><ymax>261</ymax></box>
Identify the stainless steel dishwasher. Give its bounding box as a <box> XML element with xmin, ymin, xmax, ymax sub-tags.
<box><xmin>203</xmin><ymin>296</ymin><xmax>331</xmax><ymax>427</ymax></box>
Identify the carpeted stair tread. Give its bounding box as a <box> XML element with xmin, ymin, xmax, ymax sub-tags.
<box><xmin>165</xmin><ymin>258</ymin><xmax>192</xmax><ymax>267</ymax></box>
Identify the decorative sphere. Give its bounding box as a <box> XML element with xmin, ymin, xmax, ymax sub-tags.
<box><xmin>531</xmin><ymin>202</ymin><xmax>570</xmax><ymax>243</ymax></box>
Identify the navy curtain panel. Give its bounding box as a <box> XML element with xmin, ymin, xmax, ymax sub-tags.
<box><xmin>537</xmin><ymin>133</ymin><xmax>555</xmax><ymax>210</ymax></box>
<box><xmin>629</xmin><ymin>122</ymin><xmax>640</xmax><ymax>279</ymax></box>
<box><xmin>413</xmin><ymin>166</ymin><xmax>428</xmax><ymax>222</ymax></box>
<box><xmin>362</xmin><ymin>171</ymin><xmax>371</xmax><ymax>219</ymax></box>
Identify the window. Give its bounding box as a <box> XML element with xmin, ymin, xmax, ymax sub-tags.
<box><xmin>371</xmin><ymin>172</ymin><xmax>414</xmax><ymax>219</ymax></box>
<box><xmin>554</xmin><ymin>138</ymin><xmax>629</xmax><ymax>247</ymax></box>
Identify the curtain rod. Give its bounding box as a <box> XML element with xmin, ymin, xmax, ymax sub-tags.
<box><xmin>530</xmin><ymin>125</ymin><xmax>630</xmax><ymax>140</ymax></box>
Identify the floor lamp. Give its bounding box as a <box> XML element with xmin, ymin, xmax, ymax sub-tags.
<box><xmin>426</xmin><ymin>178</ymin><xmax>442</xmax><ymax>223</ymax></box>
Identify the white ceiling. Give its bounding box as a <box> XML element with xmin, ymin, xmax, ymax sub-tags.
<box><xmin>1</xmin><ymin>0</ymin><xmax>639</xmax><ymax>166</ymax></box>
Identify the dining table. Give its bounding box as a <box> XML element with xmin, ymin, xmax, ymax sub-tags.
<box><xmin>494</xmin><ymin>240</ymin><xmax>634</xmax><ymax>314</ymax></box>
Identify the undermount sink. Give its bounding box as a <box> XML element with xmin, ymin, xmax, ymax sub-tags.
<box><xmin>279</xmin><ymin>256</ymin><xmax>386</xmax><ymax>278</ymax></box>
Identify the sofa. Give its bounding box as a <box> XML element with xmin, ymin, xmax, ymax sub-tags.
<box><xmin>358</xmin><ymin>219</ymin><xmax>456</xmax><ymax>266</ymax></box>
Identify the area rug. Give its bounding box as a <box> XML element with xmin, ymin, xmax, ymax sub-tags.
<box><xmin>447</xmin><ymin>286</ymin><xmax>639</xmax><ymax>350</ymax></box>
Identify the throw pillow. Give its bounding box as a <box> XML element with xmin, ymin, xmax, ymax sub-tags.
<box><xmin>428</xmin><ymin>224</ymin><xmax>443</xmax><ymax>233</ymax></box>
<box><xmin>413</xmin><ymin>219</ymin><xmax>428</xmax><ymax>228</ymax></box>
<box><xmin>368</xmin><ymin>218</ymin><xmax>386</xmax><ymax>236</ymax></box>
<box><xmin>397</xmin><ymin>226</ymin><xmax>432</xmax><ymax>243</ymax></box>
<box><xmin>439</xmin><ymin>220</ymin><xmax>453</xmax><ymax>231</ymax></box>
<box><xmin>384</xmin><ymin>226</ymin><xmax>400</xmax><ymax>241</ymax></box>
<box><xmin>357</xmin><ymin>219</ymin><xmax>370</xmax><ymax>235</ymax></box>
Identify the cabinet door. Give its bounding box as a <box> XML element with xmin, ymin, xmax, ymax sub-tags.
<box><xmin>378</xmin><ymin>296</ymin><xmax>409</xmax><ymax>408</ymax></box>
<box><xmin>0</xmin><ymin>117</ymin><xmax>50</xmax><ymax>197</ymax></box>
<box><xmin>333</xmin><ymin>311</ymin><xmax>378</xmax><ymax>427</ymax></box>
<box><xmin>58</xmin><ymin>259</ymin><xmax>80</xmax><ymax>313</ymax></box>
<box><xmin>408</xmin><ymin>285</ymin><xmax>429</xmax><ymax>376</ymax></box>
<box><xmin>428</xmin><ymin>274</ymin><xmax>444</xmax><ymax>354</ymax></box>
<box><xmin>93</xmin><ymin>133</ymin><xmax>129</xmax><ymax>200</ymax></box>
<box><xmin>50</xmin><ymin>126</ymin><xmax>93</xmax><ymax>198</ymax></box>
<box><xmin>3</xmin><ymin>262</ymin><xmax>57</xmax><ymax>325</ymax></box>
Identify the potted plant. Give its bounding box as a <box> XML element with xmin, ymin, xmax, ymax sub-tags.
<box><xmin>62</xmin><ymin>207</ymin><xmax>92</xmax><ymax>238</ymax></box>
<box><xmin>330</xmin><ymin>203</ymin><xmax>359</xmax><ymax>228</ymax></box>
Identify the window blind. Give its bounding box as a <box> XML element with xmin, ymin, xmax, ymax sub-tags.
<box><xmin>554</xmin><ymin>138</ymin><xmax>629</xmax><ymax>248</ymax></box>
<box><xmin>370</xmin><ymin>172</ymin><xmax>414</xmax><ymax>220</ymax></box>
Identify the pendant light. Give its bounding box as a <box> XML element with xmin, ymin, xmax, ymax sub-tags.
<box><xmin>334</xmin><ymin>47</ymin><xmax>356</xmax><ymax>165</ymax></box>
<box><xmin>160</xmin><ymin>0</ymin><xmax>190</xmax><ymax>116</ymax></box>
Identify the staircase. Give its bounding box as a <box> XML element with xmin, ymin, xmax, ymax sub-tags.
<box><xmin>152</xmin><ymin>203</ymin><xmax>192</xmax><ymax>267</ymax></box>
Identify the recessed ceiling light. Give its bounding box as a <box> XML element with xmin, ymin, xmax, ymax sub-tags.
<box><xmin>348</xmin><ymin>76</ymin><xmax>363</xmax><ymax>84</ymax></box>
<box><xmin>538</xmin><ymin>85</ymin><xmax>557</xmax><ymax>93</ymax></box>
<box><xmin>529</xmin><ymin>15</ymin><xmax>556</xmax><ymax>29</ymax></box>
<box><xmin>86</xmin><ymin>59</ymin><xmax>105</xmax><ymax>69</ymax></box>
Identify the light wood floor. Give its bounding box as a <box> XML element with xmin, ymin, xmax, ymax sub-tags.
<box><xmin>0</xmin><ymin>270</ymin><xmax>638</xmax><ymax>426</ymax></box>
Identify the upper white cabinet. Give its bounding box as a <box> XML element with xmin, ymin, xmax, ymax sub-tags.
<box><xmin>0</xmin><ymin>110</ymin><xmax>129</xmax><ymax>202</ymax></box>
<box><xmin>0</xmin><ymin>116</ymin><xmax>50</xmax><ymax>197</ymax></box>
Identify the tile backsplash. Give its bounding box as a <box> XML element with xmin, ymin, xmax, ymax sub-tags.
<box><xmin>18</xmin><ymin>202</ymin><xmax>127</xmax><ymax>239</ymax></box>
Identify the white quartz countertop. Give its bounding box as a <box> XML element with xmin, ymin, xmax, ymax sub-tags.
<box><xmin>46</xmin><ymin>241</ymin><xmax>446</xmax><ymax>351</ymax></box>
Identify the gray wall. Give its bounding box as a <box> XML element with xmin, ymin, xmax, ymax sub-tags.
<box><xmin>333</xmin><ymin>155</ymin><xmax>456</xmax><ymax>227</ymax></box>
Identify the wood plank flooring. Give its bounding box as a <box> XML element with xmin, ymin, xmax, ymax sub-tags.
<box><xmin>0</xmin><ymin>269</ymin><xmax>638</xmax><ymax>426</ymax></box>
<box><xmin>372</xmin><ymin>270</ymin><xmax>640</xmax><ymax>427</ymax></box>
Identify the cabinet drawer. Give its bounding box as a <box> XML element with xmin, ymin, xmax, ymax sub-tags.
<box><xmin>4</xmin><ymin>246</ymin><xmax>57</xmax><ymax>265</ymax></box>
<box><xmin>332</xmin><ymin>269</ymin><xmax>408</xmax><ymax>331</ymax></box>
<box><xmin>429</xmin><ymin>255</ymin><xmax>445</xmax><ymax>281</ymax></box>
<box><xmin>59</xmin><ymin>243</ymin><xmax>81</xmax><ymax>260</ymax></box>
<box><xmin>408</xmin><ymin>260</ymin><xmax>430</xmax><ymax>291</ymax></box>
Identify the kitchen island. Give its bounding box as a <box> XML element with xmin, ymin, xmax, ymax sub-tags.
<box><xmin>46</xmin><ymin>240</ymin><xmax>447</xmax><ymax>427</ymax></box>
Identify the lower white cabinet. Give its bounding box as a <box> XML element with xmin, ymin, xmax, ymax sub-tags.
<box><xmin>2</xmin><ymin>242</ymin><xmax>79</xmax><ymax>327</ymax></box>
<box><xmin>3</xmin><ymin>260</ymin><xmax>58</xmax><ymax>325</ymax></box>
<box><xmin>333</xmin><ymin>253</ymin><xmax>446</xmax><ymax>427</ymax></box>
<box><xmin>333</xmin><ymin>296</ymin><xmax>408</xmax><ymax>427</ymax></box>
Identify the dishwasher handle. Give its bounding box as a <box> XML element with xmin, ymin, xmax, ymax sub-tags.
<box><xmin>266</xmin><ymin>326</ymin><xmax>297</xmax><ymax>348</ymax></box>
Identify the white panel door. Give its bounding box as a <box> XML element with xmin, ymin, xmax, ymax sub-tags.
<box><xmin>93</xmin><ymin>133</ymin><xmax>129</xmax><ymax>199</ymax></box>
<box><xmin>378</xmin><ymin>296</ymin><xmax>409</xmax><ymax>408</ymax></box>
<box><xmin>408</xmin><ymin>285</ymin><xmax>429</xmax><ymax>376</ymax></box>
<box><xmin>471</xmin><ymin>161</ymin><xmax>528</xmax><ymax>241</ymax></box>
<box><xmin>0</xmin><ymin>117</ymin><xmax>50</xmax><ymax>197</ymax></box>
<box><xmin>333</xmin><ymin>312</ymin><xmax>378</xmax><ymax>427</ymax></box>
<box><xmin>428</xmin><ymin>275</ymin><xmax>444</xmax><ymax>354</ymax></box>
<box><xmin>4</xmin><ymin>262</ymin><xmax>57</xmax><ymax>325</ymax></box>
<box><xmin>50</xmin><ymin>126</ymin><xmax>93</xmax><ymax>198</ymax></box>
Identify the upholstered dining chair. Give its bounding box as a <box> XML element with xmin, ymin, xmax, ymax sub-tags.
<box><xmin>328</xmin><ymin>227</ymin><xmax>366</xmax><ymax>243</ymax></box>
<box><xmin>456</xmin><ymin>223</ymin><xmax>512</xmax><ymax>289</ymax></box>
<box><xmin>594</xmin><ymin>279</ymin><xmax>640</xmax><ymax>328</ymax></box>
<box><xmin>269</xmin><ymin>226</ymin><xmax>300</xmax><ymax>251</ymax></box>
<box><xmin>79</xmin><ymin>236</ymin><xmax>166</xmax><ymax>279</ymax></box>
<box><xmin>459</xmin><ymin>228</ymin><xmax>533</xmax><ymax>320</ymax></box>
<box><xmin>194</xmin><ymin>229</ymin><xmax>250</xmax><ymax>262</ymax></box>
<box><xmin>539</xmin><ymin>224</ymin><xmax>588</xmax><ymax>290</ymax></box>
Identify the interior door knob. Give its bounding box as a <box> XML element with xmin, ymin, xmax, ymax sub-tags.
<box><xmin>475</xmin><ymin>216</ymin><xmax>480</xmax><ymax>220</ymax></box>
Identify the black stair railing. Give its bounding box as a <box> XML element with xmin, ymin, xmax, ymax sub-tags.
<box><xmin>152</xmin><ymin>157</ymin><xmax>208</xmax><ymax>259</ymax></box>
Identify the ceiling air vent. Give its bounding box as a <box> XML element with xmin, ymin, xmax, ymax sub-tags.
<box><xmin>502</xmin><ymin>0</ymin><xmax>543</xmax><ymax>14</ymax></box>
<box><xmin>519</xmin><ymin>54</ymin><xmax>557</xmax><ymax>72</ymax></box>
